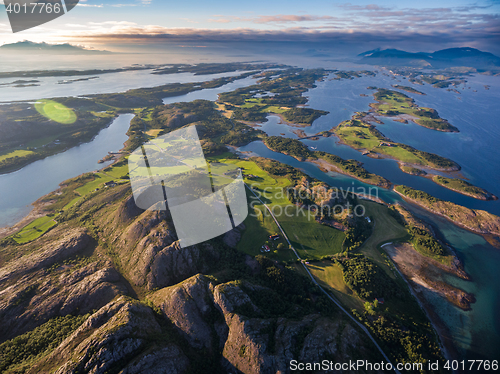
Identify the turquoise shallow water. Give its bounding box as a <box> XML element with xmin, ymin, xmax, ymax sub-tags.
<box><xmin>0</xmin><ymin>66</ymin><xmax>498</xmax><ymax>362</ymax></box>
<box><xmin>239</xmin><ymin>139</ymin><xmax>500</xmax><ymax>362</ymax></box>
<box><xmin>237</xmin><ymin>72</ymin><xmax>500</xmax><ymax>362</ymax></box>
<box><xmin>302</xmin><ymin>72</ymin><xmax>500</xmax><ymax>215</ymax></box>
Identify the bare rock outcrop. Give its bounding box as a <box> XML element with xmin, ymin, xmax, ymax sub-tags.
<box><xmin>151</xmin><ymin>274</ymin><xmax>217</xmax><ymax>351</ymax></box>
<box><xmin>28</xmin><ymin>297</ymin><xmax>189</xmax><ymax>374</ymax></box>
<box><xmin>149</xmin><ymin>274</ymin><xmax>379</xmax><ymax>374</ymax></box>
<box><xmin>0</xmin><ymin>228</ymin><xmax>91</xmax><ymax>283</ymax></box>
<box><xmin>0</xmin><ymin>261</ymin><xmax>127</xmax><ymax>342</ymax></box>
<box><xmin>109</xmin><ymin>198</ymin><xmax>220</xmax><ymax>290</ymax></box>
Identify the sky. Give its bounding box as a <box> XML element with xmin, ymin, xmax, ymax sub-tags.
<box><xmin>0</xmin><ymin>0</ymin><xmax>499</xmax><ymax>55</ymax></box>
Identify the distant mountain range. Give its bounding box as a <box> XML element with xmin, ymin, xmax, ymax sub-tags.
<box><xmin>358</xmin><ymin>47</ymin><xmax>500</xmax><ymax>69</ymax></box>
<box><xmin>0</xmin><ymin>41</ymin><xmax>112</xmax><ymax>54</ymax></box>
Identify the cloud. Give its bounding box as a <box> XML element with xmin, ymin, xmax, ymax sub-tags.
<box><xmin>252</xmin><ymin>15</ymin><xmax>337</xmax><ymax>24</ymax></box>
<box><xmin>201</xmin><ymin>4</ymin><xmax>499</xmax><ymax>46</ymax></box>
<box><xmin>3</xmin><ymin>2</ymin><xmax>498</xmax><ymax>55</ymax></box>
<box><xmin>88</xmin><ymin>21</ymin><xmax>138</xmax><ymax>26</ymax></box>
<box><xmin>77</xmin><ymin>3</ymin><xmax>104</xmax><ymax>7</ymax></box>
<box><xmin>59</xmin><ymin>24</ymin><xmax>498</xmax><ymax>46</ymax></box>
<box><xmin>209</xmin><ymin>14</ymin><xmax>338</xmax><ymax>24</ymax></box>
<box><xmin>338</xmin><ymin>3</ymin><xmax>392</xmax><ymax>11</ymax></box>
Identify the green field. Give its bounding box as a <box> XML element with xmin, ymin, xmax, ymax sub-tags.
<box><xmin>307</xmin><ymin>261</ymin><xmax>364</xmax><ymax>311</ymax></box>
<box><xmin>102</xmin><ymin>163</ymin><xmax>130</xmax><ymax>179</ymax></box>
<box><xmin>372</xmin><ymin>89</ymin><xmax>458</xmax><ymax>132</ymax></box>
<box><xmin>71</xmin><ymin>163</ymin><xmax>130</xmax><ymax>204</ymax></box>
<box><xmin>0</xmin><ymin>149</ymin><xmax>35</xmax><ymax>163</ymax></box>
<box><xmin>237</xmin><ymin>197</ymin><xmax>296</xmax><ymax>262</ymax></box>
<box><xmin>63</xmin><ymin>196</ymin><xmax>82</xmax><ymax>210</ymax></box>
<box><xmin>239</xmin><ymin>98</ymin><xmax>288</xmax><ymax>114</ymax></box>
<box><xmin>12</xmin><ymin>216</ymin><xmax>57</xmax><ymax>244</ymax></box>
<box><xmin>75</xmin><ymin>174</ymin><xmax>115</xmax><ymax>195</ymax></box>
<box><xmin>334</xmin><ymin>121</ymin><xmax>381</xmax><ymax>150</ymax></box>
<box><xmin>216</xmin><ymin>156</ymin><xmax>345</xmax><ymax>261</ymax></box>
<box><xmin>336</xmin><ymin>121</ymin><xmax>420</xmax><ymax>164</ymax></box>
<box><xmin>355</xmin><ymin>200</ymin><xmax>409</xmax><ymax>276</ymax></box>
<box><xmin>335</xmin><ymin>119</ymin><xmax>458</xmax><ymax>170</ymax></box>
<box><xmin>10</xmin><ymin>160</ymin><xmax>130</xmax><ymax>243</ymax></box>
<box><xmin>280</xmin><ymin>214</ymin><xmax>345</xmax><ymax>258</ymax></box>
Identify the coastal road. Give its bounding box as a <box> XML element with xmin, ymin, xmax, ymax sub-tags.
<box><xmin>245</xmin><ymin>184</ymin><xmax>401</xmax><ymax>374</ymax></box>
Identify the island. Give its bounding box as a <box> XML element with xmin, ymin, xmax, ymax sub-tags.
<box><xmin>0</xmin><ymin>79</ymin><xmax>40</xmax><ymax>86</ymax></box>
<box><xmin>431</xmin><ymin>175</ymin><xmax>497</xmax><ymax>200</ymax></box>
<box><xmin>395</xmin><ymin>185</ymin><xmax>500</xmax><ymax>236</ymax></box>
<box><xmin>2</xmin><ymin>65</ymin><xmax>490</xmax><ymax>372</ymax></box>
<box><xmin>0</xmin><ymin>66</ymin><xmax>273</xmax><ymax>175</ymax></box>
<box><xmin>399</xmin><ymin>164</ymin><xmax>428</xmax><ymax>176</ymax></box>
<box><xmin>219</xmin><ymin>68</ymin><xmax>330</xmax><ymax>126</ymax></box>
<box><xmin>370</xmin><ymin>88</ymin><xmax>458</xmax><ymax>132</ymax></box>
<box><xmin>58</xmin><ymin>77</ymin><xmax>99</xmax><ymax>85</ymax></box>
<box><xmin>333</xmin><ymin>116</ymin><xmax>460</xmax><ymax>171</ymax></box>
<box><xmin>263</xmin><ymin>136</ymin><xmax>391</xmax><ymax>188</ymax></box>
<box><xmin>391</xmin><ymin>84</ymin><xmax>426</xmax><ymax>95</ymax></box>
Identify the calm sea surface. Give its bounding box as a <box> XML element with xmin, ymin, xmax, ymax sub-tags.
<box><xmin>0</xmin><ymin>66</ymin><xmax>498</xmax><ymax>362</ymax></box>
<box><xmin>239</xmin><ymin>71</ymin><xmax>500</xmax><ymax>362</ymax></box>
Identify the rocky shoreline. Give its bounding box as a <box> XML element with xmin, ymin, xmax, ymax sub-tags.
<box><xmin>394</xmin><ymin>188</ymin><xmax>500</xmax><ymax>238</ymax></box>
<box><xmin>383</xmin><ymin>242</ymin><xmax>475</xmax><ymax>362</ymax></box>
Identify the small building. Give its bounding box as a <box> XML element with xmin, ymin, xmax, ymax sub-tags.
<box><xmin>375</xmin><ymin>298</ymin><xmax>385</xmax><ymax>304</ymax></box>
<box><xmin>269</xmin><ymin>234</ymin><xmax>280</xmax><ymax>241</ymax></box>
<box><xmin>104</xmin><ymin>181</ymin><xmax>117</xmax><ymax>188</ymax></box>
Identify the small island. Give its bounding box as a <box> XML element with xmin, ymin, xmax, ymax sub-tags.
<box><xmin>263</xmin><ymin>136</ymin><xmax>391</xmax><ymax>188</ymax></box>
<box><xmin>431</xmin><ymin>175</ymin><xmax>497</xmax><ymax>201</ymax></box>
<box><xmin>219</xmin><ymin>69</ymin><xmax>330</xmax><ymax>126</ymax></box>
<box><xmin>391</xmin><ymin>84</ymin><xmax>426</xmax><ymax>95</ymax></box>
<box><xmin>371</xmin><ymin>89</ymin><xmax>459</xmax><ymax>132</ymax></box>
<box><xmin>333</xmin><ymin>117</ymin><xmax>460</xmax><ymax>171</ymax></box>
<box><xmin>58</xmin><ymin>77</ymin><xmax>99</xmax><ymax>85</ymax></box>
<box><xmin>0</xmin><ymin>68</ymin><xmax>268</xmax><ymax>175</ymax></box>
<box><xmin>399</xmin><ymin>164</ymin><xmax>428</xmax><ymax>176</ymax></box>
<box><xmin>0</xmin><ymin>79</ymin><xmax>40</xmax><ymax>86</ymax></box>
<box><xmin>395</xmin><ymin>185</ymin><xmax>500</xmax><ymax>236</ymax></box>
